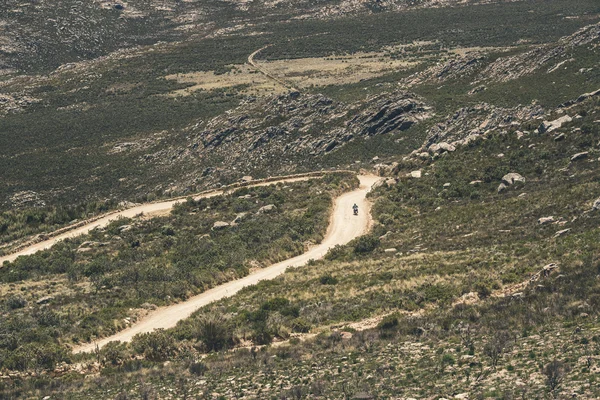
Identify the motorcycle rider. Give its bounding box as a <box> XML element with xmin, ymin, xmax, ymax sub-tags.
<box><xmin>352</xmin><ymin>203</ymin><xmax>359</xmax><ymax>215</ymax></box>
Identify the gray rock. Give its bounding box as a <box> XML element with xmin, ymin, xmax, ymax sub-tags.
<box><xmin>232</xmin><ymin>213</ymin><xmax>248</xmax><ymax>224</ymax></box>
<box><xmin>538</xmin><ymin>216</ymin><xmax>555</xmax><ymax>225</ymax></box>
<box><xmin>502</xmin><ymin>173</ymin><xmax>526</xmax><ymax>186</ymax></box>
<box><xmin>538</xmin><ymin>115</ymin><xmax>572</xmax><ymax>133</ymax></box>
<box><xmin>36</xmin><ymin>296</ymin><xmax>54</xmax><ymax>305</ymax></box>
<box><xmin>118</xmin><ymin>224</ymin><xmax>132</xmax><ymax>232</ymax></box>
<box><xmin>212</xmin><ymin>221</ymin><xmax>230</xmax><ymax>230</ymax></box>
<box><xmin>554</xmin><ymin>228</ymin><xmax>571</xmax><ymax>238</ymax></box>
<box><xmin>258</xmin><ymin>204</ymin><xmax>277</xmax><ymax>214</ymax></box>
<box><xmin>571</xmin><ymin>152</ymin><xmax>589</xmax><ymax>162</ymax></box>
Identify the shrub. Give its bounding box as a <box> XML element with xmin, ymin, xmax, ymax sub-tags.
<box><xmin>5</xmin><ymin>295</ymin><xmax>27</xmax><ymax>310</ymax></box>
<box><xmin>352</xmin><ymin>234</ymin><xmax>380</xmax><ymax>254</ymax></box>
<box><xmin>132</xmin><ymin>330</ymin><xmax>177</xmax><ymax>361</ymax></box>
<box><xmin>377</xmin><ymin>314</ymin><xmax>399</xmax><ymax>330</ymax></box>
<box><xmin>319</xmin><ymin>274</ymin><xmax>338</xmax><ymax>285</ymax></box>
<box><xmin>196</xmin><ymin>315</ymin><xmax>233</xmax><ymax>352</ymax></box>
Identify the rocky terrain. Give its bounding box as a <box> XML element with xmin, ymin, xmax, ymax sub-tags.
<box><xmin>1</xmin><ymin>0</ymin><xmax>600</xmax><ymax>398</ymax></box>
<box><xmin>131</xmin><ymin>91</ymin><xmax>431</xmax><ymax>184</ymax></box>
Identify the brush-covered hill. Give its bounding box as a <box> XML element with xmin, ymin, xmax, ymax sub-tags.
<box><xmin>1</xmin><ymin>0</ymin><xmax>600</xmax><ymax>398</ymax></box>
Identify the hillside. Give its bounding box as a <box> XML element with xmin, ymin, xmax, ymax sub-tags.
<box><xmin>1</xmin><ymin>0</ymin><xmax>600</xmax><ymax>398</ymax></box>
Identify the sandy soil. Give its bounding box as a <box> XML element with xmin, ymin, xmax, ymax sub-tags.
<box><xmin>72</xmin><ymin>174</ymin><xmax>380</xmax><ymax>353</ymax></box>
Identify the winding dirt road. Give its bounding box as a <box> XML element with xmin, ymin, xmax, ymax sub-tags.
<box><xmin>73</xmin><ymin>174</ymin><xmax>379</xmax><ymax>353</ymax></box>
<box><xmin>0</xmin><ymin>176</ymin><xmax>319</xmax><ymax>265</ymax></box>
<box><xmin>247</xmin><ymin>45</ymin><xmax>298</xmax><ymax>92</ymax></box>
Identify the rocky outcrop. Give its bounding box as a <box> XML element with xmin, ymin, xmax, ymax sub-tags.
<box><xmin>502</xmin><ymin>173</ymin><xmax>526</xmax><ymax>186</ymax></box>
<box><xmin>347</xmin><ymin>93</ymin><xmax>431</xmax><ymax>137</ymax></box>
<box><xmin>476</xmin><ymin>22</ymin><xmax>600</xmax><ymax>83</ymax></box>
<box><xmin>538</xmin><ymin>115</ymin><xmax>572</xmax><ymax>133</ymax></box>
<box><xmin>212</xmin><ymin>221</ymin><xmax>230</xmax><ymax>230</ymax></box>
<box><xmin>136</xmin><ymin>90</ymin><xmax>430</xmax><ymax>189</ymax></box>
<box><xmin>257</xmin><ymin>204</ymin><xmax>277</xmax><ymax>214</ymax></box>
<box><xmin>423</xmin><ymin>103</ymin><xmax>543</xmax><ymax>150</ymax></box>
<box><xmin>571</xmin><ymin>152</ymin><xmax>589</xmax><ymax>162</ymax></box>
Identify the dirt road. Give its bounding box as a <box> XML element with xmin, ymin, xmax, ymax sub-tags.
<box><xmin>0</xmin><ymin>176</ymin><xmax>318</xmax><ymax>265</ymax></box>
<box><xmin>247</xmin><ymin>45</ymin><xmax>298</xmax><ymax>92</ymax></box>
<box><xmin>73</xmin><ymin>174</ymin><xmax>379</xmax><ymax>353</ymax></box>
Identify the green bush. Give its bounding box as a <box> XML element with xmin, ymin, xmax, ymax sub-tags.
<box><xmin>319</xmin><ymin>274</ymin><xmax>339</xmax><ymax>285</ymax></box>
<box><xmin>352</xmin><ymin>234</ymin><xmax>380</xmax><ymax>254</ymax></box>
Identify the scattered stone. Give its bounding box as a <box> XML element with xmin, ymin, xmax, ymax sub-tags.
<box><xmin>502</xmin><ymin>173</ymin><xmax>526</xmax><ymax>186</ymax></box>
<box><xmin>118</xmin><ymin>225</ymin><xmax>132</xmax><ymax>232</ymax></box>
<box><xmin>212</xmin><ymin>221</ymin><xmax>230</xmax><ymax>230</ymax></box>
<box><xmin>232</xmin><ymin>213</ymin><xmax>247</xmax><ymax>224</ymax></box>
<box><xmin>36</xmin><ymin>296</ymin><xmax>54</xmax><ymax>305</ymax></box>
<box><xmin>257</xmin><ymin>204</ymin><xmax>277</xmax><ymax>214</ymax></box>
<box><xmin>379</xmin><ymin>231</ymin><xmax>392</xmax><ymax>240</ymax></box>
<box><xmin>516</xmin><ymin>131</ymin><xmax>525</xmax><ymax>139</ymax></box>
<box><xmin>538</xmin><ymin>216</ymin><xmax>555</xmax><ymax>225</ymax></box>
<box><xmin>385</xmin><ymin>178</ymin><xmax>397</xmax><ymax>187</ymax></box>
<box><xmin>570</xmin><ymin>152</ymin><xmax>589</xmax><ymax>162</ymax></box>
<box><xmin>539</xmin><ymin>115</ymin><xmax>572</xmax><ymax>133</ymax></box>
<box><xmin>554</xmin><ymin>228</ymin><xmax>571</xmax><ymax>238</ymax></box>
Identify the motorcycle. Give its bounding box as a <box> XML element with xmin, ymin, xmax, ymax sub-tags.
<box><xmin>353</xmin><ymin>207</ymin><xmax>359</xmax><ymax>216</ymax></box>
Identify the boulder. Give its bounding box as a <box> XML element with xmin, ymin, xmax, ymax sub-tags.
<box><xmin>212</xmin><ymin>221</ymin><xmax>230</xmax><ymax>230</ymax></box>
<box><xmin>570</xmin><ymin>152</ymin><xmax>589</xmax><ymax>162</ymax></box>
<box><xmin>538</xmin><ymin>216</ymin><xmax>555</xmax><ymax>225</ymax></box>
<box><xmin>241</xmin><ymin>176</ymin><xmax>253</xmax><ymax>182</ymax></box>
<box><xmin>593</xmin><ymin>197</ymin><xmax>600</xmax><ymax>211</ymax></box>
<box><xmin>118</xmin><ymin>224</ymin><xmax>132</xmax><ymax>232</ymax></box>
<box><xmin>497</xmin><ymin>183</ymin><xmax>509</xmax><ymax>193</ymax></box>
<box><xmin>384</xmin><ymin>248</ymin><xmax>397</xmax><ymax>253</ymax></box>
<box><xmin>258</xmin><ymin>204</ymin><xmax>277</xmax><ymax>214</ymax></box>
<box><xmin>408</xmin><ymin>170</ymin><xmax>422</xmax><ymax>179</ymax></box>
<box><xmin>470</xmin><ymin>180</ymin><xmax>482</xmax><ymax>185</ymax></box>
<box><xmin>554</xmin><ymin>133</ymin><xmax>566</xmax><ymax>141</ymax></box>
<box><xmin>439</xmin><ymin>142</ymin><xmax>456</xmax><ymax>152</ymax></box>
<box><xmin>554</xmin><ymin>228</ymin><xmax>571</xmax><ymax>238</ymax></box>
<box><xmin>232</xmin><ymin>213</ymin><xmax>247</xmax><ymax>224</ymax></box>
<box><xmin>501</xmin><ymin>173</ymin><xmax>526</xmax><ymax>186</ymax></box>
<box><xmin>538</xmin><ymin>115</ymin><xmax>572</xmax><ymax>133</ymax></box>
<box><xmin>428</xmin><ymin>142</ymin><xmax>455</xmax><ymax>154</ymax></box>
<box><xmin>36</xmin><ymin>296</ymin><xmax>54</xmax><ymax>305</ymax></box>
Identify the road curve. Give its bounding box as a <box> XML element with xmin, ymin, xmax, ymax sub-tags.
<box><xmin>73</xmin><ymin>174</ymin><xmax>380</xmax><ymax>353</ymax></box>
<box><xmin>0</xmin><ymin>176</ymin><xmax>319</xmax><ymax>265</ymax></box>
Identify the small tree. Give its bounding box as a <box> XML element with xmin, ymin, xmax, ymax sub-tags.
<box><xmin>197</xmin><ymin>315</ymin><xmax>232</xmax><ymax>352</ymax></box>
<box><xmin>543</xmin><ymin>359</ymin><xmax>568</xmax><ymax>395</ymax></box>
